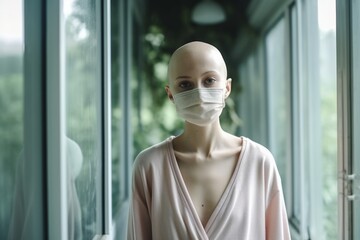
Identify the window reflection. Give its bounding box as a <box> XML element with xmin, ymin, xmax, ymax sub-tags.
<box><xmin>66</xmin><ymin>138</ymin><xmax>84</xmax><ymax>240</ymax></box>
<box><xmin>8</xmin><ymin>137</ymin><xmax>84</xmax><ymax>240</ymax></box>
<box><xmin>64</xmin><ymin>0</ymin><xmax>102</xmax><ymax>238</ymax></box>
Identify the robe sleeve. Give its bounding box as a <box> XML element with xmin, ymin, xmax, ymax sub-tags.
<box><xmin>265</xmin><ymin>191</ymin><xmax>291</xmax><ymax>240</ymax></box>
<box><xmin>127</xmin><ymin>163</ymin><xmax>152</xmax><ymax>240</ymax></box>
<box><xmin>261</xmin><ymin>146</ymin><xmax>291</xmax><ymax>240</ymax></box>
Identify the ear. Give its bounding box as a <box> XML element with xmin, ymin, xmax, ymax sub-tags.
<box><xmin>165</xmin><ymin>85</ymin><xmax>174</xmax><ymax>102</ymax></box>
<box><xmin>225</xmin><ymin>78</ymin><xmax>232</xmax><ymax>98</ymax></box>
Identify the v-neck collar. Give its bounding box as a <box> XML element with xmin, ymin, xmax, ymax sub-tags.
<box><xmin>167</xmin><ymin>136</ymin><xmax>248</xmax><ymax>238</ymax></box>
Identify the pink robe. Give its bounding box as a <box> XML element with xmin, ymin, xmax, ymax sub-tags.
<box><xmin>127</xmin><ymin>136</ymin><xmax>291</xmax><ymax>240</ymax></box>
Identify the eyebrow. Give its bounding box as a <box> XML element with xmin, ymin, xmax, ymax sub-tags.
<box><xmin>175</xmin><ymin>71</ymin><xmax>221</xmax><ymax>81</ymax></box>
<box><xmin>175</xmin><ymin>76</ymin><xmax>190</xmax><ymax>81</ymax></box>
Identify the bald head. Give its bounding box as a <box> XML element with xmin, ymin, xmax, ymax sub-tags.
<box><xmin>167</xmin><ymin>41</ymin><xmax>227</xmax><ymax>87</ymax></box>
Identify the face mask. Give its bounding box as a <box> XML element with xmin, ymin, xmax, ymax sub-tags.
<box><xmin>173</xmin><ymin>88</ymin><xmax>226</xmax><ymax>126</ymax></box>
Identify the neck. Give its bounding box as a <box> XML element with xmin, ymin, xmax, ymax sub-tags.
<box><xmin>180</xmin><ymin>119</ymin><xmax>225</xmax><ymax>153</ymax></box>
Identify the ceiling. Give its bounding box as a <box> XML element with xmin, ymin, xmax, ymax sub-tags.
<box><xmin>137</xmin><ymin>0</ymin><xmax>255</xmax><ymax>86</ymax></box>
<box><xmin>144</xmin><ymin>0</ymin><xmax>253</xmax><ymax>54</ymax></box>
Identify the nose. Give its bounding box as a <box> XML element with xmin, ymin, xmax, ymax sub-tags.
<box><xmin>194</xmin><ymin>81</ymin><xmax>202</xmax><ymax>89</ymax></box>
<box><xmin>194</xmin><ymin>79</ymin><xmax>206</xmax><ymax>89</ymax></box>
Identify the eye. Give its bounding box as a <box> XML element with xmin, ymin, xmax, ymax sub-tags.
<box><xmin>178</xmin><ymin>80</ymin><xmax>193</xmax><ymax>90</ymax></box>
<box><xmin>204</xmin><ymin>77</ymin><xmax>217</xmax><ymax>86</ymax></box>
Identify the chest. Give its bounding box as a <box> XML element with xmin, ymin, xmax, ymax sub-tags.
<box><xmin>177</xmin><ymin>154</ymin><xmax>239</xmax><ymax>227</ymax></box>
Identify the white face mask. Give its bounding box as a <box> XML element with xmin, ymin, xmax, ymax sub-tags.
<box><xmin>173</xmin><ymin>88</ymin><xmax>226</xmax><ymax>126</ymax></box>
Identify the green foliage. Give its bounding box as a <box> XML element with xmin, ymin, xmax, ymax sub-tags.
<box><xmin>321</xmin><ymin>83</ymin><xmax>338</xmax><ymax>240</ymax></box>
<box><xmin>130</xmin><ymin>22</ymin><xmax>243</xmax><ymax>157</ymax></box>
<box><xmin>0</xmin><ymin>59</ymin><xmax>23</xmax><ymax>239</ymax></box>
<box><xmin>0</xmin><ymin>73</ymin><xmax>23</xmax><ymax>168</ymax></box>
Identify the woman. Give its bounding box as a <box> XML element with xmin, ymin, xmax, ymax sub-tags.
<box><xmin>127</xmin><ymin>41</ymin><xmax>291</xmax><ymax>240</ymax></box>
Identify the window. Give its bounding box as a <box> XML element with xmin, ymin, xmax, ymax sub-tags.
<box><xmin>317</xmin><ymin>0</ymin><xmax>337</xmax><ymax>238</ymax></box>
<box><xmin>1</xmin><ymin>0</ymin><xmax>111</xmax><ymax>239</ymax></box>
<box><xmin>290</xmin><ymin>0</ymin><xmax>337</xmax><ymax>238</ymax></box>
<box><xmin>64</xmin><ymin>0</ymin><xmax>103</xmax><ymax>238</ymax></box>
<box><xmin>244</xmin><ymin>0</ymin><xmax>338</xmax><ymax>238</ymax></box>
<box><xmin>238</xmin><ymin>48</ymin><xmax>267</xmax><ymax>144</ymax></box>
<box><xmin>0</xmin><ymin>0</ymin><xmax>24</xmax><ymax>239</ymax></box>
<box><xmin>265</xmin><ymin>17</ymin><xmax>292</xmax><ymax>206</ymax></box>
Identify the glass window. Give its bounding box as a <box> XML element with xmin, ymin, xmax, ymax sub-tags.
<box><xmin>238</xmin><ymin>59</ymin><xmax>251</xmax><ymax>138</ymax></box>
<box><xmin>317</xmin><ymin>0</ymin><xmax>337</xmax><ymax>238</ymax></box>
<box><xmin>289</xmin><ymin>1</ymin><xmax>337</xmax><ymax>238</ymax></box>
<box><xmin>238</xmin><ymin>50</ymin><xmax>267</xmax><ymax>144</ymax></box>
<box><xmin>0</xmin><ymin>0</ymin><xmax>24</xmax><ymax>239</ymax></box>
<box><xmin>265</xmin><ymin>17</ymin><xmax>291</xmax><ymax>204</ymax></box>
<box><xmin>249</xmin><ymin>49</ymin><xmax>267</xmax><ymax>144</ymax></box>
<box><xmin>64</xmin><ymin>0</ymin><xmax>102</xmax><ymax>238</ymax></box>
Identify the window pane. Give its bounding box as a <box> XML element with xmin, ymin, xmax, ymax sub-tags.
<box><xmin>265</xmin><ymin>17</ymin><xmax>291</xmax><ymax>203</ymax></box>
<box><xmin>318</xmin><ymin>0</ymin><xmax>337</xmax><ymax>238</ymax></box>
<box><xmin>64</xmin><ymin>0</ymin><xmax>102</xmax><ymax>238</ymax></box>
<box><xmin>239</xmin><ymin>52</ymin><xmax>267</xmax><ymax>144</ymax></box>
<box><xmin>0</xmin><ymin>0</ymin><xmax>24</xmax><ymax>239</ymax></box>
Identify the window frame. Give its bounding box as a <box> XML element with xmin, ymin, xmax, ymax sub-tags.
<box><xmin>26</xmin><ymin>0</ymin><xmax>113</xmax><ymax>238</ymax></box>
<box><xmin>350</xmin><ymin>0</ymin><xmax>360</xmax><ymax>238</ymax></box>
<box><xmin>103</xmin><ymin>0</ymin><xmax>112</xmax><ymax>235</ymax></box>
<box><xmin>336</xmin><ymin>0</ymin><xmax>358</xmax><ymax>239</ymax></box>
<box><xmin>243</xmin><ymin>0</ymin><xmax>338</xmax><ymax>239</ymax></box>
<box><xmin>22</xmin><ymin>0</ymin><xmax>48</xmax><ymax>238</ymax></box>
<box><xmin>46</xmin><ymin>0</ymin><xmax>67</xmax><ymax>239</ymax></box>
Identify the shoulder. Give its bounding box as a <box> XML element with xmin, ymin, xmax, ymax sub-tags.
<box><xmin>243</xmin><ymin>137</ymin><xmax>283</xmax><ymax>189</ymax></box>
<box><xmin>242</xmin><ymin>137</ymin><xmax>280</xmax><ymax>177</ymax></box>
<box><xmin>241</xmin><ymin>138</ymin><xmax>284</xmax><ymax>201</ymax></box>
<box><xmin>244</xmin><ymin>137</ymin><xmax>274</xmax><ymax>161</ymax></box>
<box><xmin>132</xmin><ymin>136</ymin><xmax>173</xmax><ymax>171</ymax></box>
